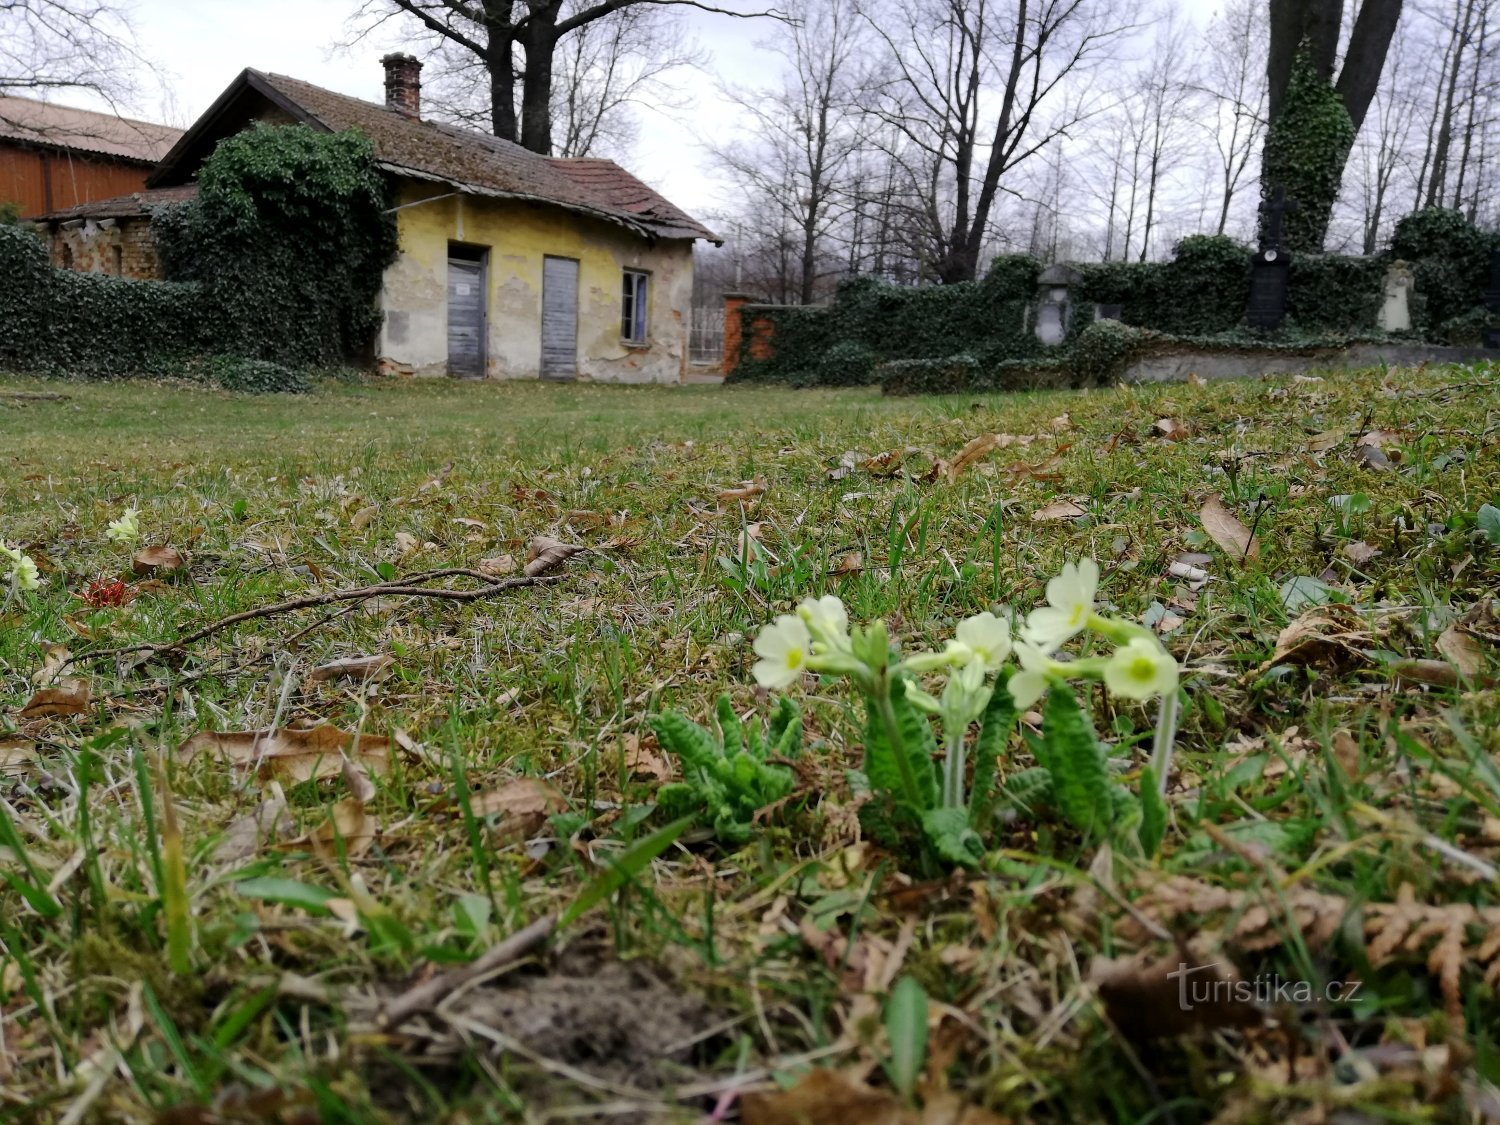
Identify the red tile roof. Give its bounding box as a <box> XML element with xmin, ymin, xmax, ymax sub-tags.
<box><xmin>0</xmin><ymin>95</ymin><xmax>181</xmax><ymax>163</ymax></box>
<box><xmin>247</xmin><ymin>71</ymin><xmax>717</xmax><ymax>243</ymax></box>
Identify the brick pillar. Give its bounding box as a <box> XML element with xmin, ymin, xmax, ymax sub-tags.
<box><xmin>723</xmin><ymin>292</ymin><xmax>751</xmax><ymax>375</ymax></box>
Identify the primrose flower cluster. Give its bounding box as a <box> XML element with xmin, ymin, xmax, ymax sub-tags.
<box><xmin>2</xmin><ymin>543</ymin><xmax>41</xmax><ymax>593</ymax></box>
<box><xmin>752</xmin><ymin>558</ymin><xmax>1178</xmax><ymax>710</ymax></box>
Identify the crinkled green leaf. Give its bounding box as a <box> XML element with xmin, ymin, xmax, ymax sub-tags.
<box><xmin>969</xmin><ymin>668</ymin><xmax>1019</xmax><ymax>827</ymax></box>
<box><xmin>920</xmin><ymin>806</ymin><xmax>984</xmax><ymax>868</ymax></box>
<box><xmin>1138</xmin><ymin>766</ymin><xmax>1167</xmax><ymax>858</ymax></box>
<box><xmin>863</xmin><ymin>675</ymin><xmax>940</xmax><ymax>812</ymax></box>
<box><xmin>1038</xmin><ymin>687</ymin><xmax>1112</xmax><ymax>837</ymax></box>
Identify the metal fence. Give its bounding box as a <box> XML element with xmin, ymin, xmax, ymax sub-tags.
<box><xmin>688</xmin><ymin>305</ymin><xmax>724</xmax><ymax>366</ymax></box>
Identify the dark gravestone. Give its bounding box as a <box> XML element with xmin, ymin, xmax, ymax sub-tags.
<box><xmin>1246</xmin><ymin>187</ymin><xmax>1298</xmax><ymax>332</ymax></box>
<box><xmin>1486</xmin><ymin>247</ymin><xmax>1500</xmax><ymax>349</ymax></box>
<box><xmin>1095</xmin><ymin>303</ymin><xmax>1124</xmax><ymax>322</ymax></box>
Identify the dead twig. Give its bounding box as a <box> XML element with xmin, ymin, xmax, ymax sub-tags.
<box><xmin>0</xmin><ymin>391</ymin><xmax>70</xmax><ymax>402</ymax></box>
<box><xmin>379</xmin><ymin>913</ymin><xmax>557</xmax><ymax>1029</ymax></box>
<box><xmin>78</xmin><ymin>572</ymin><xmax>562</xmax><ymax>663</ymax></box>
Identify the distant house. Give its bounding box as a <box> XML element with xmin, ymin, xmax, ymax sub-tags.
<box><xmin>40</xmin><ymin>56</ymin><xmax>719</xmax><ymax>383</ymax></box>
<box><xmin>0</xmin><ymin>95</ymin><xmax>180</xmax><ymax>222</ymax></box>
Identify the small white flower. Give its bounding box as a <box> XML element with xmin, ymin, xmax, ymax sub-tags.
<box><xmin>797</xmin><ymin>594</ymin><xmax>850</xmax><ymax>651</ymax></box>
<box><xmin>1104</xmin><ymin>637</ymin><xmax>1179</xmax><ymax>701</ymax></box>
<box><xmin>2</xmin><ymin>545</ymin><xmax>40</xmax><ymax>592</ymax></box>
<box><xmin>752</xmin><ymin>614</ymin><xmax>813</xmax><ymax>689</ymax></box>
<box><xmin>955</xmin><ymin>611</ymin><xmax>1012</xmax><ymax>669</ymax></box>
<box><xmin>1007</xmin><ymin>641</ymin><xmax>1055</xmax><ymax>709</ymax></box>
<box><xmin>105</xmin><ymin>508</ymin><xmax>141</xmax><ymax>544</ymax></box>
<box><xmin>1022</xmin><ymin>558</ymin><xmax>1099</xmax><ymax>651</ymax></box>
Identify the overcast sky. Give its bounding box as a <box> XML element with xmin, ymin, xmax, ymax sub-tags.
<box><xmin>103</xmin><ymin>0</ymin><xmax>771</xmax><ymax>218</ymax></box>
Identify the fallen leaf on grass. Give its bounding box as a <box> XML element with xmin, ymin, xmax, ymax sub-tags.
<box><xmin>132</xmin><ymin>546</ymin><xmax>186</xmax><ymax>575</ymax></box>
<box><xmin>622</xmin><ymin>734</ymin><xmax>672</xmax><ymax>782</ymax></box>
<box><xmin>946</xmin><ymin>433</ymin><xmax>999</xmax><ymax>482</ymax></box>
<box><xmin>716</xmin><ymin>476</ymin><xmax>767</xmax><ymax>504</ymax></box>
<box><xmin>1199</xmin><ymin>496</ymin><xmax>1260</xmax><ymax>563</ymax></box>
<box><xmin>350</xmin><ymin>504</ymin><xmax>379</xmax><ymax>530</ymax></box>
<box><xmin>307</xmin><ymin>654</ymin><xmax>394</xmax><ymax>683</ymax></box>
<box><xmin>1343</xmin><ymin>541</ymin><xmax>1381</xmax><ymax>566</ymax></box>
<box><xmin>1357</xmin><ymin>429</ymin><xmax>1403</xmax><ymax>450</ymax></box>
<box><xmin>417</xmin><ymin>461</ymin><xmax>455</xmax><ymax>492</ymax></box>
<box><xmin>827</xmin><ymin>451</ymin><xmax>863</xmax><ymax>481</ymax></box>
<box><xmin>1305</xmin><ymin>429</ymin><xmax>1345</xmax><ymax>453</ymax></box>
<box><xmin>285</xmin><ymin>798</ymin><xmax>376</xmax><ymax>860</ymax></box>
<box><xmin>1261</xmin><ymin>605</ymin><xmax>1371</xmax><ymax>673</ymax></box>
<box><xmin>1153</xmin><ymin>418</ymin><xmax>1196</xmax><ymax>441</ymax></box>
<box><xmin>393</xmin><ymin>531</ymin><xmax>420</xmax><ymax>556</ymax></box>
<box><xmin>466</xmin><ymin>777</ymin><xmax>567</xmax><ymax>841</ymax></box>
<box><xmin>1033</xmin><ymin>499</ymin><xmax>1087</xmax><ymax>522</ymax></box>
<box><xmin>742</xmin><ymin>1067</ymin><xmax>1006</xmax><ymax>1125</ymax></box>
<box><xmin>523</xmin><ymin>535</ymin><xmax>587</xmax><ymax>577</ymax></box>
<box><xmin>0</xmin><ymin>738</ymin><xmax>36</xmax><ymax>774</ymax></box>
<box><xmin>830</xmin><ymin>551</ymin><xmax>863</xmax><ymax>576</ymax></box>
<box><xmin>1390</xmin><ymin>659</ymin><xmax>1465</xmax><ymax>688</ymax></box>
<box><xmin>1437</xmin><ymin>624</ymin><xmax>1486</xmax><ymax>679</ymax></box>
<box><xmin>17</xmin><ymin>678</ymin><xmax>91</xmax><ymax>719</ymax></box>
<box><xmin>478</xmin><ymin>554</ymin><xmax>517</xmax><ymax>577</ymax></box>
<box><xmin>212</xmin><ymin>789</ymin><xmax>292</xmax><ymax>862</ymax></box>
<box><xmin>31</xmin><ymin>643</ymin><xmax>72</xmax><ymax>686</ymax></box>
<box><xmin>176</xmin><ymin>726</ymin><xmax>390</xmax><ymax>783</ymax></box>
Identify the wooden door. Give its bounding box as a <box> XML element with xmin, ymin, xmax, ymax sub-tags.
<box><xmin>541</xmin><ymin>256</ymin><xmax>579</xmax><ymax>380</ymax></box>
<box><xmin>447</xmin><ymin>256</ymin><xmax>484</xmax><ymax>378</ymax></box>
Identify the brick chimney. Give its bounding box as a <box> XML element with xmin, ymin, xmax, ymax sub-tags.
<box><xmin>381</xmin><ymin>53</ymin><xmax>422</xmax><ymax>119</ymax></box>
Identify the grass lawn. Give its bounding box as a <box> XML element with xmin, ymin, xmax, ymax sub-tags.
<box><xmin>2</xmin><ymin>366</ymin><xmax>1499</xmax><ymax>1122</ymax></box>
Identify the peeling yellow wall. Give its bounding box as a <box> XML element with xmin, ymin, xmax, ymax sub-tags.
<box><xmin>377</xmin><ymin>180</ymin><xmax>694</xmax><ymax>383</ymax></box>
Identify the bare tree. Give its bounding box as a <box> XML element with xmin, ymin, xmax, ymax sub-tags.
<box><xmin>347</xmin><ymin>0</ymin><xmax>777</xmax><ymax>154</ymax></box>
<box><xmin>862</xmin><ymin>0</ymin><xmax>1139</xmax><ymax>283</ymax></box>
<box><xmin>1127</xmin><ymin>12</ymin><xmax>1197</xmax><ymax>259</ymax></box>
<box><xmin>419</xmin><ymin>5</ymin><xmax>703</xmax><ymax>158</ymax></box>
<box><xmin>1196</xmin><ymin>0</ymin><xmax>1267</xmax><ymax>236</ymax></box>
<box><xmin>0</xmin><ymin>0</ymin><xmax>148</xmax><ymax>116</ymax></box>
<box><xmin>711</xmin><ymin>0</ymin><xmax>866</xmax><ymax>303</ymax></box>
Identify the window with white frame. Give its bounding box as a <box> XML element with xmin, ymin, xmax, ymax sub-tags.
<box><xmin>621</xmin><ymin>269</ymin><xmax>649</xmax><ymax>343</ymax></box>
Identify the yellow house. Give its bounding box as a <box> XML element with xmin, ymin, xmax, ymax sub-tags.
<box><xmin>72</xmin><ymin>55</ymin><xmax>718</xmax><ymax>382</ymax></box>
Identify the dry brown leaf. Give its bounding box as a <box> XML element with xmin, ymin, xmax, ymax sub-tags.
<box><xmin>1032</xmin><ymin>499</ymin><xmax>1087</xmax><ymax>522</ymax></box>
<box><xmin>393</xmin><ymin>531</ymin><xmax>420</xmax><ymax>556</ymax></box>
<box><xmin>0</xmin><ymin>738</ymin><xmax>37</xmax><ymax>775</ymax></box>
<box><xmin>830</xmin><ymin>551</ymin><xmax>863</xmax><ymax>576</ymax></box>
<box><xmin>212</xmin><ymin>790</ymin><xmax>292</xmax><ymax>862</ymax></box>
<box><xmin>1437</xmin><ymin>624</ymin><xmax>1486</xmax><ymax>678</ymax></box>
<box><xmin>176</xmin><ymin>726</ymin><xmax>390</xmax><ymax>784</ymax></box>
<box><xmin>466</xmin><ymin>777</ymin><xmax>566</xmax><ymax>842</ymax></box>
<box><xmin>1343</xmin><ymin>540</ymin><xmax>1381</xmax><ymax>566</ymax></box>
<box><xmin>307</xmin><ymin>654</ymin><xmax>395</xmax><ymax>683</ymax></box>
<box><xmin>1390</xmin><ymin>659</ymin><xmax>1463</xmax><ymax>688</ymax></box>
<box><xmin>132</xmin><ymin>545</ymin><xmax>186</xmax><ymax>575</ymax></box>
<box><xmin>1305</xmin><ymin>429</ymin><xmax>1345</xmax><ymax>453</ymax></box>
<box><xmin>1049</xmin><ymin>412</ymin><xmax>1072</xmax><ymax>432</ymax></box>
<box><xmin>31</xmin><ymin>643</ymin><xmax>72</xmax><ymax>687</ymax></box>
<box><xmin>622</xmin><ymin>734</ymin><xmax>672</xmax><ymax>782</ymax></box>
<box><xmin>17</xmin><ymin>677</ymin><xmax>91</xmax><ymax>719</ymax></box>
<box><xmin>350</xmin><ymin>504</ymin><xmax>379</xmax><ymax>530</ymax></box>
<box><xmin>451</xmin><ymin>517</ymin><xmax>486</xmax><ymax>530</ymax></box>
<box><xmin>416</xmin><ymin>461</ymin><xmax>454</xmax><ymax>492</ymax></box>
<box><xmin>1187</xmin><ymin>372</ymin><xmax>1208</xmax><ymax>387</ymax></box>
<box><xmin>342</xmin><ymin>756</ymin><xmax>378</xmax><ymax>803</ymax></box>
<box><xmin>946</xmin><ymin>433</ymin><xmax>999</xmax><ymax>482</ymax></box>
<box><xmin>523</xmin><ymin>535</ymin><xmax>587</xmax><ymax>577</ymax></box>
<box><xmin>478</xmin><ymin>554</ymin><xmax>517</xmax><ymax>577</ymax></box>
<box><xmin>1357</xmin><ymin>429</ymin><xmax>1403</xmax><ymax>450</ymax></box>
<box><xmin>716</xmin><ymin>476</ymin><xmax>767</xmax><ymax>504</ymax></box>
<box><xmin>737</xmin><ymin>521</ymin><xmax>765</xmax><ymax>561</ymax></box>
<box><xmin>1261</xmin><ymin>605</ymin><xmax>1371</xmax><ymax>673</ymax></box>
<box><xmin>285</xmin><ymin>798</ymin><xmax>376</xmax><ymax>860</ymax></box>
<box><xmin>1199</xmin><ymin>496</ymin><xmax>1260</xmax><ymax>563</ymax></box>
<box><xmin>861</xmin><ymin>449</ymin><xmax>905</xmax><ymax>476</ymax></box>
<box><xmin>1153</xmin><ymin>418</ymin><xmax>1196</xmax><ymax>441</ymax></box>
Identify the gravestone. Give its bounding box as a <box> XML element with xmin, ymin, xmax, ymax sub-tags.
<box><xmin>1486</xmin><ymin>247</ymin><xmax>1500</xmax><ymax>349</ymax></box>
<box><xmin>1034</xmin><ymin>264</ymin><xmax>1081</xmax><ymax>346</ymax></box>
<box><xmin>1377</xmin><ymin>260</ymin><xmax>1413</xmax><ymax>333</ymax></box>
<box><xmin>1246</xmin><ymin>187</ymin><xmax>1297</xmax><ymax>332</ymax></box>
<box><xmin>1094</xmin><ymin>303</ymin><xmax>1124</xmax><ymax>322</ymax></box>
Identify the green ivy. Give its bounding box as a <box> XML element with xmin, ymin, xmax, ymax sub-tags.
<box><xmin>1260</xmin><ymin>53</ymin><xmax>1355</xmax><ymax>253</ymax></box>
<box><xmin>157</xmin><ymin>124</ymin><xmax>398</xmax><ymax>368</ymax></box>
<box><xmin>1077</xmin><ymin>235</ymin><xmax>1250</xmax><ymax>335</ymax></box>
<box><xmin>1391</xmin><ymin>208</ymin><xmax>1500</xmax><ymax>331</ymax></box>
<box><xmin>1286</xmin><ymin>254</ymin><xmax>1385</xmax><ymax>332</ymax></box>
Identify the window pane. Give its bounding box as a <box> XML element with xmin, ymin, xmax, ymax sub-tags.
<box><xmin>634</xmin><ymin>275</ymin><xmax>648</xmax><ymax>340</ymax></box>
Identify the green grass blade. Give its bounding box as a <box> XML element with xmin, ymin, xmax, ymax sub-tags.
<box><xmin>560</xmin><ymin>816</ymin><xmax>692</xmax><ymax>927</ymax></box>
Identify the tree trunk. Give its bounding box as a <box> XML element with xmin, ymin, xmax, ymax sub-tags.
<box><xmin>1267</xmin><ymin>0</ymin><xmax>1343</xmax><ymax>121</ymax></box>
<box><xmin>488</xmin><ymin>43</ymin><xmax>518</xmax><ymax>141</ymax></box>
<box><xmin>1334</xmin><ymin>0</ymin><xmax>1404</xmax><ymax>131</ymax></box>
<box><xmin>1425</xmin><ymin>0</ymin><xmax>1476</xmax><ymax>207</ymax></box>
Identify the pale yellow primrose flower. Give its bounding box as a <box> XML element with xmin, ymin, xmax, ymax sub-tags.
<box><xmin>2</xmin><ymin>545</ymin><xmax>40</xmax><ymax>592</ymax></box>
<box><xmin>1007</xmin><ymin>641</ymin><xmax>1056</xmax><ymax>709</ymax></box>
<box><xmin>105</xmin><ymin>508</ymin><xmax>141</xmax><ymax>543</ymax></box>
<box><xmin>1022</xmin><ymin>558</ymin><xmax>1099</xmax><ymax>651</ymax></box>
<box><xmin>1104</xmin><ymin>637</ymin><xmax>1179</xmax><ymax>701</ymax></box>
<box><xmin>955</xmin><ymin>611</ymin><xmax>1012</xmax><ymax>669</ymax></box>
<box><xmin>797</xmin><ymin>594</ymin><xmax>850</xmax><ymax>652</ymax></box>
<box><xmin>752</xmin><ymin>614</ymin><xmax>813</xmax><ymax>690</ymax></box>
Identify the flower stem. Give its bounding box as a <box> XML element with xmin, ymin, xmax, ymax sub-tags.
<box><xmin>1148</xmin><ymin>689</ymin><xmax>1180</xmax><ymax>797</ymax></box>
<box><xmin>874</xmin><ymin>668</ymin><xmax>926</xmax><ymax>811</ymax></box>
<box><xmin>942</xmin><ymin>725</ymin><xmax>965</xmax><ymax>809</ymax></box>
